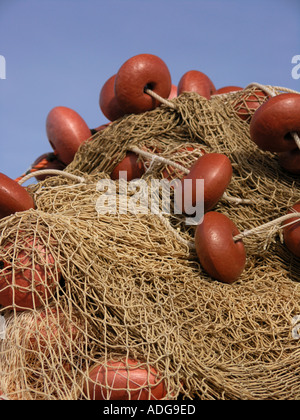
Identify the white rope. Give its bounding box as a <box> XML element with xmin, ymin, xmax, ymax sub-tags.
<box><xmin>144</xmin><ymin>88</ymin><xmax>177</xmax><ymax>109</ymax></box>
<box><xmin>17</xmin><ymin>170</ymin><xmax>85</xmax><ymax>186</ymax></box>
<box><xmin>244</xmin><ymin>82</ymin><xmax>278</xmax><ymax>97</ymax></box>
<box><xmin>292</xmin><ymin>132</ymin><xmax>300</xmax><ymax>150</ymax></box>
<box><xmin>129</xmin><ymin>146</ymin><xmax>192</xmax><ymax>174</ymax></box>
<box><xmin>233</xmin><ymin>212</ymin><xmax>300</xmax><ymax>242</ymax></box>
<box><xmin>245</xmin><ymin>82</ymin><xmax>300</xmax><ymax>97</ymax></box>
<box><xmin>271</xmin><ymin>85</ymin><xmax>300</xmax><ymax>95</ymax></box>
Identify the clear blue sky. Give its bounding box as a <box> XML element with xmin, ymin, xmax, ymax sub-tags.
<box><xmin>0</xmin><ymin>0</ymin><xmax>299</xmax><ymax>180</ymax></box>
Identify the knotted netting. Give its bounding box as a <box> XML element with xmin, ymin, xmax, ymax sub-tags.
<box><xmin>0</xmin><ymin>85</ymin><xmax>300</xmax><ymax>400</ymax></box>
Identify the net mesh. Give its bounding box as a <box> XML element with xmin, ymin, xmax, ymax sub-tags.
<box><xmin>0</xmin><ymin>86</ymin><xmax>300</xmax><ymax>400</ymax></box>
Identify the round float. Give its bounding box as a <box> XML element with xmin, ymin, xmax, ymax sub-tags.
<box><xmin>195</xmin><ymin>211</ymin><xmax>246</xmax><ymax>284</ymax></box>
<box><xmin>114</xmin><ymin>54</ymin><xmax>172</xmax><ymax>114</ymax></box>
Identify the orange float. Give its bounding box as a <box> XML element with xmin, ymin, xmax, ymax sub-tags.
<box><xmin>250</xmin><ymin>93</ymin><xmax>300</xmax><ymax>152</ymax></box>
<box><xmin>168</xmin><ymin>84</ymin><xmax>178</xmax><ymax>99</ymax></box>
<box><xmin>174</xmin><ymin>153</ymin><xmax>232</xmax><ymax>214</ymax></box>
<box><xmin>99</xmin><ymin>74</ymin><xmax>126</xmax><ymax>121</ymax></box>
<box><xmin>195</xmin><ymin>211</ymin><xmax>246</xmax><ymax>283</ymax></box>
<box><xmin>282</xmin><ymin>202</ymin><xmax>300</xmax><ymax>258</ymax></box>
<box><xmin>0</xmin><ymin>236</ymin><xmax>61</xmax><ymax>311</ymax></box>
<box><xmin>114</xmin><ymin>54</ymin><xmax>172</xmax><ymax>114</ymax></box>
<box><xmin>46</xmin><ymin>106</ymin><xmax>92</xmax><ymax>165</ymax></box>
<box><xmin>110</xmin><ymin>144</ymin><xmax>161</xmax><ymax>181</ymax></box>
<box><xmin>111</xmin><ymin>152</ymin><xmax>145</xmax><ymax>181</ymax></box>
<box><xmin>84</xmin><ymin>359</ymin><xmax>167</xmax><ymax>400</ymax></box>
<box><xmin>177</xmin><ymin>70</ymin><xmax>216</xmax><ymax>99</ymax></box>
<box><xmin>278</xmin><ymin>148</ymin><xmax>300</xmax><ymax>175</ymax></box>
<box><xmin>214</xmin><ymin>86</ymin><xmax>243</xmax><ymax>95</ymax></box>
<box><xmin>0</xmin><ymin>173</ymin><xmax>35</xmax><ymax>219</ymax></box>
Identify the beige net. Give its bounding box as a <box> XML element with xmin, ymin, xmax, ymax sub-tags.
<box><xmin>0</xmin><ymin>86</ymin><xmax>300</xmax><ymax>400</ymax></box>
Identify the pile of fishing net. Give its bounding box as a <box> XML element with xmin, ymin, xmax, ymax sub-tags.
<box><xmin>0</xmin><ymin>81</ymin><xmax>300</xmax><ymax>400</ymax></box>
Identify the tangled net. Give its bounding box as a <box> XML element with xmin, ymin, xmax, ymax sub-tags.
<box><xmin>0</xmin><ymin>85</ymin><xmax>300</xmax><ymax>400</ymax></box>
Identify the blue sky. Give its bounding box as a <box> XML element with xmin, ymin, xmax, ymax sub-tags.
<box><xmin>0</xmin><ymin>0</ymin><xmax>299</xmax><ymax>180</ymax></box>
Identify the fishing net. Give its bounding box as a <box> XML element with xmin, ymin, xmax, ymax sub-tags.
<box><xmin>0</xmin><ymin>85</ymin><xmax>300</xmax><ymax>400</ymax></box>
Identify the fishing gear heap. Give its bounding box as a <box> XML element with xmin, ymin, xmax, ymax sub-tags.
<box><xmin>0</xmin><ymin>54</ymin><xmax>300</xmax><ymax>400</ymax></box>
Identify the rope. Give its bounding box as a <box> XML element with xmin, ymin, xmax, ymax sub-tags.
<box><xmin>271</xmin><ymin>85</ymin><xmax>300</xmax><ymax>94</ymax></box>
<box><xmin>129</xmin><ymin>146</ymin><xmax>192</xmax><ymax>173</ymax></box>
<box><xmin>17</xmin><ymin>170</ymin><xmax>85</xmax><ymax>185</ymax></box>
<box><xmin>245</xmin><ymin>82</ymin><xmax>300</xmax><ymax>97</ymax></box>
<box><xmin>144</xmin><ymin>88</ymin><xmax>177</xmax><ymax>109</ymax></box>
<box><xmin>245</xmin><ymin>82</ymin><xmax>278</xmax><ymax>97</ymax></box>
<box><xmin>233</xmin><ymin>212</ymin><xmax>300</xmax><ymax>242</ymax></box>
<box><xmin>292</xmin><ymin>132</ymin><xmax>300</xmax><ymax>150</ymax></box>
<box><xmin>14</xmin><ymin>151</ymin><xmax>65</xmax><ymax>184</ymax></box>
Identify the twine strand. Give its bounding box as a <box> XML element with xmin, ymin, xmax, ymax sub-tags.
<box><xmin>154</xmin><ymin>212</ymin><xmax>196</xmax><ymax>250</ymax></box>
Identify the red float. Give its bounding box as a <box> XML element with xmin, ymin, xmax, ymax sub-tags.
<box><xmin>278</xmin><ymin>148</ymin><xmax>300</xmax><ymax>175</ymax></box>
<box><xmin>250</xmin><ymin>93</ymin><xmax>300</xmax><ymax>153</ymax></box>
<box><xmin>195</xmin><ymin>211</ymin><xmax>246</xmax><ymax>284</ymax></box>
<box><xmin>0</xmin><ymin>236</ymin><xmax>61</xmax><ymax>311</ymax></box>
<box><xmin>99</xmin><ymin>74</ymin><xmax>126</xmax><ymax>121</ymax></box>
<box><xmin>0</xmin><ymin>173</ymin><xmax>35</xmax><ymax>219</ymax></box>
<box><xmin>114</xmin><ymin>54</ymin><xmax>172</xmax><ymax>114</ymax></box>
<box><xmin>84</xmin><ymin>359</ymin><xmax>167</xmax><ymax>400</ymax></box>
<box><xmin>168</xmin><ymin>84</ymin><xmax>178</xmax><ymax>99</ymax></box>
<box><xmin>111</xmin><ymin>152</ymin><xmax>145</xmax><ymax>181</ymax></box>
<box><xmin>177</xmin><ymin>70</ymin><xmax>216</xmax><ymax>99</ymax></box>
<box><xmin>282</xmin><ymin>202</ymin><xmax>300</xmax><ymax>258</ymax></box>
<box><xmin>46</xmin><ymin>106</ymin><xmax>92</xmax><ymax>165</ymax></box>
<box><xmin>214</xmin><ymin>86</ymin><xmax>243</xmax><ymax>95</ymax></box>
<box><xmin>233</xmin><ymin>88</ymin><xmax>268</xmax><ymax>121</ymax></box>
<box><xmin>174</xmin><ymin>153</ymin><xmax>232</xmax><ymax>214</ymax></box>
